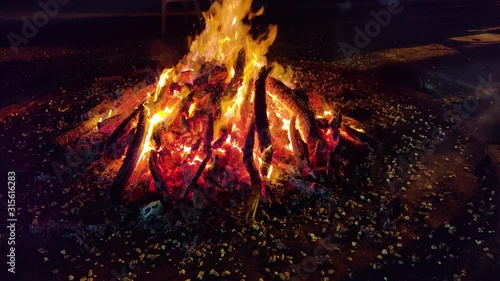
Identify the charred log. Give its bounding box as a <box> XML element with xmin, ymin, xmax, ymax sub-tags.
<box><xmin>205</xmin><ymin>155</ymin><xmax>226</xmax><ymax>191</ymax></box>
<box><xmin>190</xmin><ymin>138</ymin><xmax>202</xmax><ymax>152</ymax></box>
<box><xmin>342</xmin><ymin>124</ymin><xmax>375</xmax><ymax>152</ymax></box>
<box><xmin>180</xmin><ymin>115</ymin><xmax>190</xmax><ymax>132</ymax></box>
<box><xmin>208</xmin><ymin>88</ymin><xmax>225</xmax><ymax>119</ymax></box>
<box><xmin>255</xmin><ymin>66</ymin><xmax>273</xmax><ymax>150</ymax></box>
<box><xmin>204</xmin><ymin>114</ymin><xmax>215</xmax><ymax>152</ymax></box>
<box><xmin>55</xmin><ymin>116</ymin><xmax>101</xmax><ymax>146</ymax></box>
<box><xmin>212</xmin><ymin>126</ymin><xmax>229</xmax><ymax>149</ymax></box>
<box><xmin>260</xmin><ymin>145</ymin><xmax>273</xmax><ymax>178</ymax></box>
<box><xmin>327</xmin><ymin>111</ymin><xmax>342</xmax><ymax>177</ymax></box>
<box><xmin>312</xmin><ymin>139</ymin><xmax>328</xmax><ymax>168</ymax></box>
<box><xmin>255</xmin><ymin>66</ymin><xmax>274</xmax><ymax>177</ymax></box>
<box><xmin>154</xmin><ymin>82</ymin><xmax>170</xmax><ymax>107</ymax></box>
<box><xmin>265</xmin><ymin>76</ymin><xmax>329</xmax><ymax>168</ymax></box>
<box><xmin>104</xmin><ymin>107</ymin><xmax>141</xmax><ymax>149</ymax></box>
<box><xmin>97</xmin><ymin>115</ymin><xmax>120</xmax><ymax>131</ymax></box>
<box><xmin>182</xmin><ymin>151</ymin><xmax>212</xmax><ymax>199</ymax></box>
<box><xmin>290</xmin><ymin>116</ymin><xmax>312</xmax><ymax>175</ymax></box>
<box><xmin>108</xmin><ymin>105</ymin><xmax>149</xmax><ymax>204</ymax></box>
<box><xmin>330</xmin><ymin>110</ymin><xmax>342</xmax><ymax>129</ymax></box>
<box><xmin>223</xmin><ymin>49</ymin><xmax>246</xmax><ymax>99</ymax></box>
<box><xmin>242</xmin><ymin>121</ymin><xmax>262</xmax><ymax>220</ymax></box>
<box><xmin>242</xmin><ymin>78</ymin><xmax>255</xmax><ymax>105</ymax></box>
<box><xmin>194</xmin><ymin>63</ymin><xmax>228</xmax><ymax>87</ymax></box>
<box><xmin>179</xmin><ymin>91</ymin><xmax>195</xmax><ymax>114</ymax></box>
<box><xmin>266</xmin><ymin>77</ymin><xmax>321</xmax><ymax>143</ymax></box>
<box><xmin>149</xmin><ymin>150</ymin><xmax>168</xmax><ymax>199</ymax></box>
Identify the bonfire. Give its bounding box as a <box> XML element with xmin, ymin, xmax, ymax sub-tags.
<box><xmin>55</xmin><ymin>0</ymin><xmax>369</xmax><ymax>220</ymax></box>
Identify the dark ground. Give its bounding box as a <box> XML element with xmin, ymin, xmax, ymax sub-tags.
<box><xmin>1</xmin><ymin>1</ymin><xmax>500</xmax><ymax>281</ymax></box>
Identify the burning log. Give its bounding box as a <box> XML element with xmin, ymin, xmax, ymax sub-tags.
<box><xmin>260</xmin><ymin>145</ymin><xmax>273</xmax><ymax>178</ymax></box>
<box><xmin>255</xmin><ymin>67</ymin><xmax>274</xmax><ymax>177</ymax></box>
<box><xmin>154</xmin><ymin>83</ymin><xmax>186</xmax><ymax>112</ymax></box>
<box><xmin>149</xmin><ymin>150</ymin><xmax>168</xmax><ymax>199</ymax></box>
<box><xmin>327</xmin><ymin>111</ymin><xmax>342</xmax><ymax>177</ymax></box>
<box><xmin>204</xmin><ymin>155</ymin><xmax>228</xmax><ymax>191</ymax></box>
<box><xmin>181</xmin><ymin>99</ymin><xmax>217</xmax><ymax>199</ymax></box>
<box><xmin>290</xmin><ymin>116</ymin><xmax>312</xmax><ymax>175</ymax></box>
<box><xmin>242</xmin><ymin>78</ymin><xmax>255</xmax><ymax>105</ymax></box>
<box><xmin>104</xmin><ymin>106</ymin><xmax>141</xmax><ymax>149</ymax></box>
<box><xmin>240</xmin><ymin>67</ymin><xmax>274</xmax><ymax>220</ymax></box>
<box><xmin>154</xmin><ymin>86</ymin><xmax>169</xmax><ymax>108</ymax></box>
<box><xmin>179</xmin><ymin>91</ymin><xmax>195</xmax><ymax>115</ymax></box>
<box><xmin>194</xmin><ymin>63</ymin><xmax>228</xmax><ymax>87</ymax></box>
<box><xmin>97</xmin><ymin>115</ymin><xmax>120</xmax><ymax>131</ymax></box>
<box><xmin>342</xmin><ymin>124</ymin><xmax>375</xmax><ymax>152</ymax></box>
<box><xmin>255</xmin><ymin>67</ymin><xmax>273</xmax><ymax>151</ymax></box>
<box><xmin>108</xmin><ymin>105</ymin><xmax>150</xmax><ymax>204</ymax></box>
<box><xmin>212</xmin><ymin>126</ymin><xmax>229</xmax><ymax>149</ymax></box>
<box><xmin>266</xmin><ymin>77</ymin><xmax>321</xmax><ymax>144</ymax></box>
<box><xmin>79</xmin><ymin>100</ymin><xmax>113</xmax><ymax>121</ymax></box>
<box><xmin>223</xmin><ymin>49</ymin><xmax>245</xmax><ymax>99</ymax></box>
<box><xmin>190</xmin><ymin>138</ymin><xmax>202</xmax><ymax>152</ymax></box>
<box><xmin>242</xmin><ymin>121</ymin><xmax>262</xmax><ymax>220</ymax></box>
<box><xmin>182</xmin><ymin>152</ymin><xmax>212</xmax><ymax>199</ymax></box>
<box><xmin>55</xmin><ymin>116</ymin><xmax>101</xmax><ymax>146</ymax></box>
<box><xmin>204</xmin><ymin>114</ymin><xmax>215</xmax><ymax>152</ymax></box>
<box><xmin>312</xmin><ymin>138</ymin><xmax>328</xmax><ymax>168</ymax></box>
<box><xmin>330</xmin><ymin>110</ymin><xmax>342</xmax><ymax>129</ymax></box>
<box><xmin>265</xmin><ymin>76</ymin><xmax>328</xmax><ymax>168</ymax></box>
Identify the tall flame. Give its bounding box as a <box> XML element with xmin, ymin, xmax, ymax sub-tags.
<box><xmin>187</xmin><ymin>0</ymin><xmax>277</xmax><ymax>83</ymax></box>
<box><xmin>186</xmin><ymin>0</ymin><xmax>278</xmax><ymax>139</ymax></box>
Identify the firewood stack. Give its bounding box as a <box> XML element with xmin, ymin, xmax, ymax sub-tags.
<box><xmin>53</xmin><ymin>0</ymin><xmax>375</xmax><ymax>221</ymax></box>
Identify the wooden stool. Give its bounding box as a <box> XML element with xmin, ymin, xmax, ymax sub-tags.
<box><xmin>161</xmin><ymin>0</ymin><xmax>202</xmax><ymax>35</ymax></box>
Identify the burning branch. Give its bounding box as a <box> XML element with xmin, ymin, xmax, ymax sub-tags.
<box><xmin>108</xmin><ymin>104</ymin><xmax>150</xmax><ymax>204</ymax></box>
<box><xmin>290</xmin><ymin>116</ymin><xmax>312</xmax><ymax>176</ymax></box>
<box><xmin>242</xmin><ymin>120</ymin><xmax>262</xmax><ymax>220</ymax></box>
<box><xmin>149</xmin><ymin>150</ymin><xmax>168</xmax><ymax>199</ymax></box>
<box><xmin>104</xmin><ymin>106</ymin><xmax>141</xmax><ymax>150</ymax></box>
<box><xmin>223</xmin><ymin>49</ymin><xmax>246</xmax><ymax>99</ymax></box>
<box><xmin>255</xmin><ymin>66</ymin><xmax>274</xmax><ymax>177</ymax></box>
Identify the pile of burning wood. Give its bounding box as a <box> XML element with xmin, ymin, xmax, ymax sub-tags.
<box><xmin>55</xmin><ymin>0</ymin><xmax>373</xmax><ymax>220</ymax></box>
